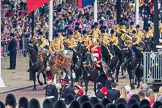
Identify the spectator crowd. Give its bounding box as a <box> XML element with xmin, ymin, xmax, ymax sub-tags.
<box><xmin>0</xmin><ymin>83</ymin><xmax>162</xmax><ymax>108</ymax></box>
<box><xmin>1</xmin><ymin>0</ymin><xmax>162</xmax><ymax>57</ymax></box>
<box><xmin>1</xmin><ymin>0</ymin><xmax>162</xmax><ymax>108</ymax></box>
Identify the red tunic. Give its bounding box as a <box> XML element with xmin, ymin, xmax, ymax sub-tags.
<box><xmin>89</xmin><ymin>45</ymin><xmax>101</xmax><ymax>62</ymax></box>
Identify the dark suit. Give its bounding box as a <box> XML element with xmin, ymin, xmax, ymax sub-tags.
<box><xmin>107</xmin><ymin>89</ymin><xmax>120</xmax><ymax>102</ymax></box>
<box><xmin>8</xmin><ymin>38</ymin><xmax>17</xmax><ymax>69</ymax></box>
<box><xmin>45</xmin><ymin>84</ymin><xmax>58</xmax><ymax>102</ymax></box>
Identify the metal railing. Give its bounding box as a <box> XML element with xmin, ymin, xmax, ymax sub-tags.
<box><xmin>143</xmin><ymin>52</ymin><xmax>162</xmax><ymax>83</ymax></box>
<box><xmin>1</xmin><ymin>37</ymin><xmax>30</xmax><ymax>58</ymax></box>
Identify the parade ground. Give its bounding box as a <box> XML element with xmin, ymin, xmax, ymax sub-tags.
<box><xmin>0</xmin><ymin>55</ymin><xmax>140</xmax><ymax>105</ymax></box>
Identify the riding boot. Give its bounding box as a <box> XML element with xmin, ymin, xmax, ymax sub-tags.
<box><xmin>130</xmin><ymin>79</ymin><xmax>135</xmax><ymax>89</ymax></box>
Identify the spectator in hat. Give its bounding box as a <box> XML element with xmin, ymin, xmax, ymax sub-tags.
<box><xmin>7</xmin><ymin>33</ymin><xmax>17</xmax><ymax>70</ymax></box>
<box><xmin>5</xmin><ymin>93</ymin><xmax>16</xmax><ymax>108</ymax></box>
<box><xmin>44</xmin><ymin>76</ymin><xmax>58</xmax><ymax>103</ymax></box>
<box><xmin>107</xmin><ymin>82</ymin><xmax>120</xmax><ymax>103</ymax></box>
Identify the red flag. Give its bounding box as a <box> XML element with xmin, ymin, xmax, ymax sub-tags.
<box><xmin>78</xmin><ymin>0</ymin><xmax>82</xmax><ymax>8</ymax></box>
<box><xmin>27</xmin><ymin>0</ymin><xmax>50</xmax><ymax>14</ymax></box>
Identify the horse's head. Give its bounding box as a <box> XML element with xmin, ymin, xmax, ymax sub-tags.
<box><xmin>122</xmin><ymin>47</ymin><xmax>132</xmax><ymax>60</ymax></box>
<box><xmin>77</xmin><ymin>42</ymin><xmax>87</xmax><ymax>57</ymax></box>
<box><xmin>23</xmin><ymin>43</ymin><xmax>35</xmax><ymax>57</ymax></box>
<box><xmin>83</xmin><ymin>52</ymin><xmax>94</xmax><ymax>66</ymax></box>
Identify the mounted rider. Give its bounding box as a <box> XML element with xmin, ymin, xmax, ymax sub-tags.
<box><xmin>49</xmin><ymin>33</ymin><xmax>64</xmax><ymax>53</ymax></box>
<box><xmin>127</xmin><ymin>21</ymin><xmax>136</xmax><ymax>35</ymax></box>
<box><xmin>90</xmin><ymin>22</ymin><xmax>101</xmax><ymax>40</ymax></box>
<box><xmin>37</xmin><ymin>32</ymin><xmax>48</xmax><ymax>49</ymax></box>
<box><xmin>99</xmin><ymin>29</ymin><xmax>110</xmax><ymax>47</ymax></box>
<box><xmin>136</xmin><ymin>25</ymin><xmax>144</xmax><ymax>39</ymax></box>
<box><xmin>131</xmin><ymin>30</ymin><xmax>144</xmax><ymax>65</ymax></box>
<box><xmin>88</xmin><ymin>38</ymin><xmax>101</xmax><ymax>67</ymax></box>
<box><xmin>82</xmin><ymin>30</ymin><xmax>92</xmax><ymax>47</ymax></box>
<box><xmin>73</xmin><ymin>27</ymin><xmax>82</xmax><ymax>43</ymax></box>
<box><xmin>121</xmin><ymin>28</ymin><xmax>132</xmax><ymax>47</ymax></box>
<box><xmin>64</xmin><ymin>31</ymin><xmax>77</xmax><ymax>51</ymax></box>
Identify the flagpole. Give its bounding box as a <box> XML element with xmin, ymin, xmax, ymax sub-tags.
<box><xmin>94</xmin><ymin>0</ymin><xmax>97</xmax><ymax>22</ymax></box>
<box><xmin>135</xmin><ymin>0</ymin><xmax>139</xmax><ymax>25</ymax></box>
<box><xmin>49</xmin><ymin>0</ymin><xmax>53</xmax><ymax>42</ymax></box>
<box><xmin>0</xmin><ymin>0</ymin><xmax>5</xmax><ymax>87</ymax></box>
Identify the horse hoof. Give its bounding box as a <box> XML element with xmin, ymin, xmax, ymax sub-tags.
<box><xmin>130</xmin><ymin>85</ymin><xmax>135</xmax><ymax>90</ymax></box>
<box><xmin>33</xmin><ymin>88</ymin><xmax>37</xmax><ymax>91</ymax></box>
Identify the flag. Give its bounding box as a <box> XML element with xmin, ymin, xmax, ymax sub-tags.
<box><xmin>78</xmin><ymin>0</ymin><xmax>95</xmax><ymax>8</ymax></box>
<box><xmin>27</xmin><ymin>0</ymin><xmax>50</xmax><ymax>14</ymax></box>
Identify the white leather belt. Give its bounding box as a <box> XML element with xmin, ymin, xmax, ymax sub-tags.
<box><xmin>46</xmin><ymin>96</ymin><xmax>55</xmax><ymax>99</ymax></box>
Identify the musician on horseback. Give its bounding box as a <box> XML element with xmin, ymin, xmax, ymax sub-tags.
<box><xmin>82</xmin><ymin>30</ymin><xmax>92</xmax><ymax>47</ymax></box>
<box><xmin>73</xmin><ymin>27</ymin><xmax>82</xmax><ymax>43</ymax></box>
<box><xmin>58</xmin><ymin>29</ymin><xmax>65</xmax><ymax>43</ymax></box>
<box><xmin>99</xmin><ymin>29</ymin><xmax>110</xmax><ymax>46</ymax></box>
<box><xmin>88</xmin><ymin>38</ymin><xmax>101</xmax><ymax>67</ymax></box>
<box><xmin>64</xmin><ymin>31</ymin><xmax>77</xmax><ymax>50</ymax></box>
<box><xmin>136</xmin><ymin>25</ymin><xmax>144</xmax><ymax>39</ymax></box>
<box><xmin>49</xmin><ymin>33</ymin><xmax>64</xmax><ymax>53</ymax></box>
<box><xmin>127</xmin><ymin>21</ymin><xmax>136</xmax><ymax>35</ymax></box>
<box><xmin>121</xmin><ymin>28</ymin><xmax>132</xmax><ymax>47</ymax></box>
<box><xmin>37</xmin><ymin>31</ymin><xmax>48</xmax><ymax>50</ymax></box>
<box><xmin>131</xmin><ymin>30</ymin><xmax>144</xmax><ymax>65</ymax></box>
<box><xmin>89</xmin><ymin>23</ymin><xmax>101</xmax><ymax>39</ymax></box>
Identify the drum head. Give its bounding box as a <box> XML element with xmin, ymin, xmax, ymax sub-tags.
<box><xmin>60</xmin><ymin>50</ymin><xmax>73</xmax><ymax>58</ymax></box>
